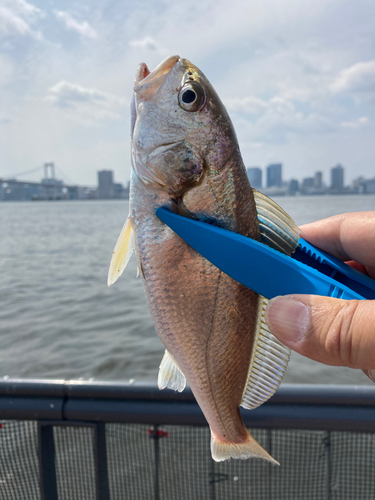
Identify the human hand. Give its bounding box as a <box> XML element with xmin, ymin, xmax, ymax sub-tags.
<box><xmin>264</xmin><ymin>211</ymin><xmax>375</xmax><ymax>382</ymax></box>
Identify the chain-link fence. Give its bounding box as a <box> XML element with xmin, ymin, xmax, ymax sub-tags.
<box><xmin>1</xmin><ymin>380</ymin><xmax>375</xmax><ymax>500</ymax></box>
<box><xmin>1</xmin><ymin>421</ymin><xmax>375</xmax><ymax>500</ymax></box>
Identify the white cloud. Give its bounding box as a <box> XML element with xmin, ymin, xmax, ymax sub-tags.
<box><xmin>341</xmin><ymin>116</ymin><xmax>369</xmax><ymax>128</ymax></box>
<box><xmin>46</xmin><ymin>81</ymin><xmax>107</xmax><ymax>108</ymax></box>
<box><xmin>129</xmin><ymin>37</ymin><xmax>158</xmax><ymax>50</ymax></box>
<box><xmin>331</xmin><ymin>60</ymin><xmax>375</xmax><ymax>96</ymax></box>
<box><xmin>54</xmin><ymin>10</ymin><xmax>97</xmax><ymax>39</ymax></box>
<box><xmin>231</xmin><ymin>95</ymin><xmax>337</xmax><ymax>145</ymax></box>
<box><xmin>224</xmin><ymin>96</ymin><xmax>268</xmax><ymax>115</ymax></box>
<box><xmin>0</xmin><ymin>6</ymin><xmax>30</xmax><ymax>35</ymax></box>
<box><xmin>0</xmin><ymin>0</ymin><xmax>43</xmax><ymax>37</ymax></box>
<box><xmin>45</xmin><ymin>81</ymin><xmax>127</xmax><ymax>124</ymax></box>
<box><xmin>10</xmin><ymin>0</ymin><xmax>41</xmax><ymax>19</ymax></box>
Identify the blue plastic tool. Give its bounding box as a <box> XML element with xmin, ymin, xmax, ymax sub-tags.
<box><xmin>156</xmin><ymin>207</ymin><xmax>375</xmax><ymax>301</ymax></box>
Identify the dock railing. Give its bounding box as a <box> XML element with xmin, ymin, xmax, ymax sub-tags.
<box><xmin>1</xmin><ymin>379</ymin><xmax>375</xmax><ymax>500</ymax></box>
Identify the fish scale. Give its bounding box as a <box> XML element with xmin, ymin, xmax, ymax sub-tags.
<box><xmin>108</xmin><ymin>55</ymin><xmax>300</xmax><ymax>464</ymax></box>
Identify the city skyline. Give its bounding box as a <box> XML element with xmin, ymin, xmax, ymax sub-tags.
<box><xmin>0</xmin><ymin>164</ymin><xmax>130</xmax><ymax>201</ymax></box>
<box><xmin>3</xmin><ymin>157</ymin><xmax>374</xmax><ymax>188</ymax></box>
<box><xmin>246</xmin><ymin>163</ymin><xmax>375</xmax><ymax>195</ymax></box>
<box><xmin>1</xmin><ymin>160</ymin><xmax>374</xmax><ymax>201</ymax></box>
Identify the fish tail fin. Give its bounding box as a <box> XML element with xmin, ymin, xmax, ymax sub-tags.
<box><xmin>210</xmin><ymin>430</ymin><xmax>279</xmax><ymax>465</ymax></box>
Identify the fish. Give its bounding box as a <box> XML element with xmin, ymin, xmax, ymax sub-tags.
<box><xmin>108</xmin><ymin>55</ymin><xmax>300</xmax><ymax>464</ymax></box>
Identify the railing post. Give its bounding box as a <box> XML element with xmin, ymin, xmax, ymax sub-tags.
<box><xmin>147</xmin><ymin>425</ymin><xmax>167</xmax><ymax>500</ymax></box>
<box><xmin>93</xmin><ymin>422</ymin><xmax>110</xmax><ymax>500</ymax></box>
<box><xmin>267</xmin><ymin>429</ymin><xmax>273</xmax><ymax>500</ymax></box>
<box><xmin>325</xmin><ymin>431</ymin><xmax>332</xmax><ymax>500</ymax></box>
<box><xmin>38</xmin><ymin>423</ymin><xmax>58</xmax><ymax>500</ymax></box>
<box><xmin>153</xmin><ymin>425</ymin><xmax>160</xmax><ymax>500</ymax></box>
<box><xmin>209</xmin><ymin>462</ymin><xmax>228</xmax><ymax>497</ymax></box>
<box><xmin>210</xmin><ymin>459</ymin><xmax>216</xmax><ymax>500</ymax></box>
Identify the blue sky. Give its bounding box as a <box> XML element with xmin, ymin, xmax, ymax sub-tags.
<box><xmin>0</xmin><ymin>0</ymin><xmax>374</xmax><ymax>186</ymax></box>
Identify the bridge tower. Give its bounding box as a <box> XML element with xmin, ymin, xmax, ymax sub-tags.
<box><xmin>44</xmin><ymin>162</ymin><xmax>55</xmax><ymax>179</ymax></box>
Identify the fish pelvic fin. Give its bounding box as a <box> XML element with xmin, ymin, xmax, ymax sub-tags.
<box><xmin>107</xmin><ymin>215</ymin><xmax>135</xmax><ymax>287</ymax></box>
<box><xmin>253</xmin><ymin>189</ymin><xmax>300</xmax><ymax>255</ymax></box>
<box><xmin>241</xmin><ymin>296</ymin><xmax>290</xmax><ymax>410</ymax></box>
<box><xmin>211</xmin><ymin>430</ymin><xmax>279</xmax><ymax>465</ymax></box>
<box><xmin>158</xmin><ymin>350</ymin><xmax>186</xmax><ymax>393</ymax></box>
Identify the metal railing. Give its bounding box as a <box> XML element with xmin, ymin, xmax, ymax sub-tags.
<box><xmin>1</xmin><ymin>379</ymin><xmax>375</xmax><ymax>500</ymax></box>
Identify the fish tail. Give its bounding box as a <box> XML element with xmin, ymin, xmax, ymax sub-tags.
<box><xmin>210</xmin><ymin>430</ymin><xmax>279</xmax><ymax>465</ymax></box>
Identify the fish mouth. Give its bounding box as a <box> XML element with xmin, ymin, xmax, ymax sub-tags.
<box><xmin>133</xmin><ymin>55</ymin><xmax>180</xmax><ymax>102</ymax></box>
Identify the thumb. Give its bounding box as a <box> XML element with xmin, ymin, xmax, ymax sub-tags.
<box><xmin>264</xmin><ymin>295</ymin><xmax>375</xmax><ymax>373</ymax></box>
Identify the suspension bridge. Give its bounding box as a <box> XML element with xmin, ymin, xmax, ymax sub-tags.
<box><xmin>0</xmin><ymin>163</ymin><xmax>97</xmax><ymax>201</ymax></box>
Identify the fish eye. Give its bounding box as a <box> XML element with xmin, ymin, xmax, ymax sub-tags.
<box><xmin>178</xmin><ymin>82</ymin><xmax>205</xmax><ymax>112</ymax></box>
<box><xmin>182</xmin><ymin>89</ymin><xmax>196</xmax><ymax>104</ymax></box>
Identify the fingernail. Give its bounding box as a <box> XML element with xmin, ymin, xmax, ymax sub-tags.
<box><xmin>264</xmin><ymin>296</ymin><xmax>311</xmax><ymax>343</ymax></box>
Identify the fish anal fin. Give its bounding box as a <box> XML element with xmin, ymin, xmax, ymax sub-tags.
<box><xmin>210</xmin><ymin>429</ymin><xmax>279</xmax><ymax>464</ymax></box>
<box><xmin>241</xmin><ymin>296</ymin><xmax>291</xmax><ymax>410</ymax></box>
<box><xmin>107</xmin><ymin>215</ymin><xmax>135</xmax><ymax>287</ymax></box>
<box><xmin>158</xmin><ymin>350</ymin><xmax>186</xmax><ymax>393</ymax></box>
<box><xmin>242</xmin><ymin>190</ymin><xmax>296</xmax><ymax>405</ymax></box>
<box><xmin>253</xmin><ymin>189</ymin><xmax>300</xmax><ymax>256</ymax></box>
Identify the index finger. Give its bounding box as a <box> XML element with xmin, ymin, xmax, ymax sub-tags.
<box><xmin>300</xmin><ymin>212</ymin><xmax>375</xmax><ymax>269</ymax></box>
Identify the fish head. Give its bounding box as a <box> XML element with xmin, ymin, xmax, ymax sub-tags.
<box><xmin>132</xmin><ymin>56</ymin><xmax>238</xmax><ymax>198</ymax></box>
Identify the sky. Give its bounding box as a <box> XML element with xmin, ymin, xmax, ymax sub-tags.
<box><xmin>0</xmin><ymin>0</ymin><xmax>374</xmax><ymax>187</ymax></box>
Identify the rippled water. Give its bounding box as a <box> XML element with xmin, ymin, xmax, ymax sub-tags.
<box><xmin>1</xmin><ymin>195</ymin><xmax>374</xmax><ymax>385</ymax></box>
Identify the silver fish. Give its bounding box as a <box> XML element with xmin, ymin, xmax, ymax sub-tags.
<box><xmin>108</xmin><ymin>55</ymin><xmax>300</xmax><ymax>463</ymax></box>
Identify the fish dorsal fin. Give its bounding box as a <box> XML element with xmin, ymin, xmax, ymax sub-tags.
<box><xmin>253</xmin><ymin>189</ymin><xmax>300</xmax><ymax>255</ymax></box>
<box><xmin>158</xmin><ymin>350</ymin><xmax>186</xmax><ymax>393</ymax></box>
<box><xmin>241</xmin><ymin>296</ymin><xmax>290</xmax><ymax>410</ymax></box>
<box><xmin>107</xmin><ymin>215</ymin><xmax>135</xmax><ymax>287</ymax></box>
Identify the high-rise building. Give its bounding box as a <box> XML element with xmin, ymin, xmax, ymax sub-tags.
<box><xmin>331</xmin><ymin>164</ymin><xmax>344</xmax><ymax>190</ymax></box>
<box><xmin>288</xmin><ymin>179</ymin><xmax>299</xmax><ymax>194</ymax></box>
<box><xmin>247</xmin><ymin>167</ymin><xmax>262</xmax><ymax>188</ymax></box>
<box><xmin>113</xmin><ymin>182</ymin><xmax>125</xmax><ymax>198</ymax></box>
<box><xmin>266</xmin><ymin>163</ymin><xmax>282</xmax><ymax>188</ymax></box>
<box><xmin>314</xmin><ymin>171</ymin><xmax>323</xmax><ymax>189</ymax></box>
<box><xmin>364</xmin><ymin>178</ymin><xmax>375</xmax><ymax>194</ymax></box>
<box><xmin>302</xmin><ymin>177</ymin><xmax>314</xmax><ymax>189</ymax></box>
<box><xmin>98</xmin><ymin>170</ymin><xmax>114</xmax><ymax>199</ymax></box>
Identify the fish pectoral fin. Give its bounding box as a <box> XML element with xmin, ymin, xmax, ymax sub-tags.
<box><xmin>241</xmin><ymin>296</ymin><xmax>291</xmax><ymax>410</ymax></box>
<box><xmin>211</xmin><ymin>430</ymin><xmax>279</xmax><ymax>464</ymax></box>
<box><xmin>158</xmin><ymin>350</ymin><xmax>186</xmax><ymax>393</ymax></box>
<box><xmin>253</xmin><ymin>189</ymin><xmax>300</xmax><ymax>255</ymax></box>
<box><xmin>107</xmin><ymin>215</ymin><xmax>135</xmax><ymax>287</ymax></box>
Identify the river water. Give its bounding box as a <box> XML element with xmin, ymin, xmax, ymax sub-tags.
<box><xmin>1</xmin><ymin>195</ymin><xmax>374</xmax><ymax>385</ymax></box>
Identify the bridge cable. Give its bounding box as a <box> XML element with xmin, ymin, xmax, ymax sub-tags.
<box><xmin>4</xmin><ymin>165</ymin><xmax>44</xmax><ymax>180</ymax></box>
<box><xmin>54</xmin><ymin>165</ymin><xmax>76</xmax><ymax>186</ymax></box>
